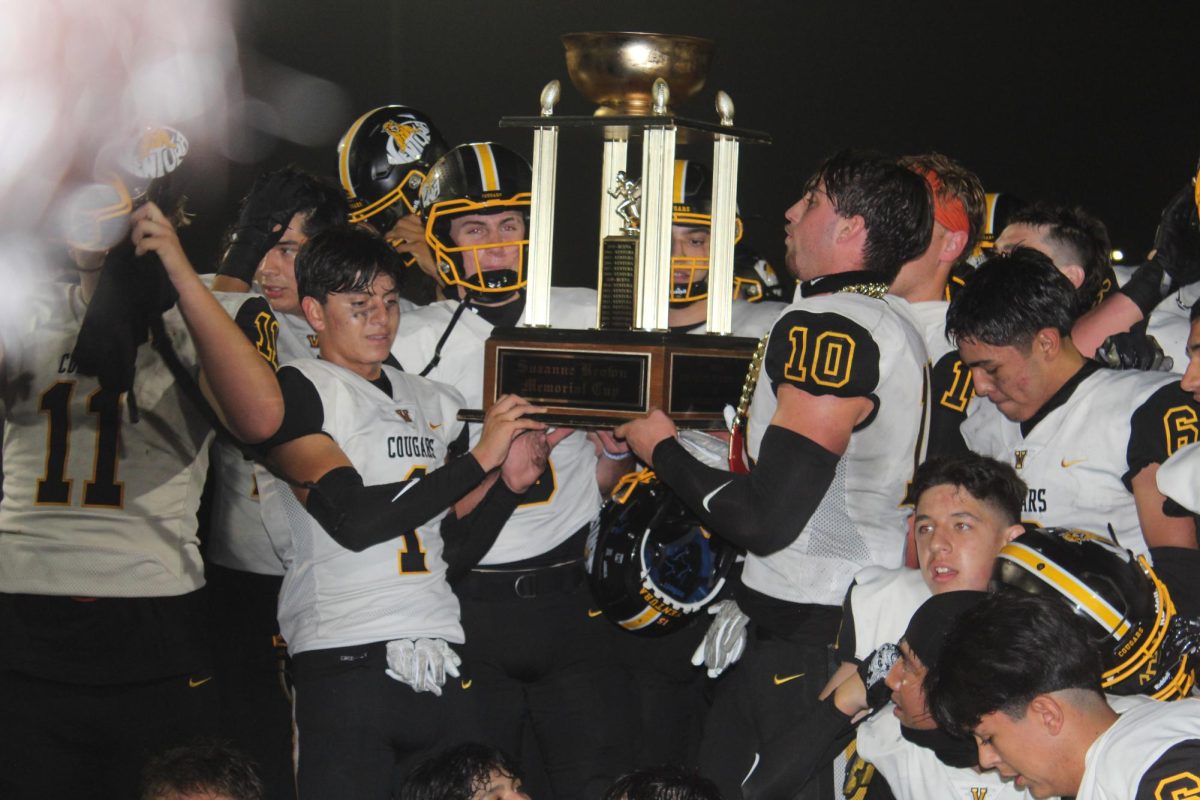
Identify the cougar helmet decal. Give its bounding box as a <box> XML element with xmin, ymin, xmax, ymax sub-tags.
<box><xmin>733</xmin><ymin>246</ymin><xmax>783</xmax><ymax>303</ymax></box>
<box><xmin>670</xmin><ymin>160</ymin><xmax>744</xmax><ymax>304</ymax></box>
<box><xmin>337</xmin><ymin>105</ymin><xmax>447</xmax><ymax>232</ymax></box>
<box><xmin>587</xmin><ymin>470</ymin><xmax>737</xmax><ymax>636</ymax></box>
<box><xmin>993</xmin><ymin>527</ymin><xmax>1196</xmax><ymax>700</ymax></box>
<box><xmin>421</xmin><ymin>142</ymin><xmax>532</xmax><ymax>299</ymax></box>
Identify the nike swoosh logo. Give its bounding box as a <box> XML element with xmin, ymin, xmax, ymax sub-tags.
<box><xmin>1061</xmin><ymin>458</ymin><xmax>1087</xmax><ymax>468</ymax></box>
<box><xmin>772</xmin><ymin>673</ymin><xmax>805</xmax><ymax>686</ymax></box>
<box><xmin>461</xmin><ymin>679</ymin><xmax>473</xmax><ymax>690</ymax></box>
<box><xmin>702</xmin><ymin>481</ymin><xmax>732</xmax><ymax>513</ymax></box>
<box><xmin>587</xmin><ymin>608</ymin><xmax>604</xmax><ymax>618</ymax></box>
<box><xmin>188</xmin><ymin>676</ymin><xmax>213</xmax><ymax>688</ymax></box>
<box><xmin>391</xmin><ymin>479</ymin><xmax>420</xmax><ymax>502</ymax></box>
<box><xmin>430</xmin><ymin>423</ymin><xmax>442</xmax><ymax>429</ymax></box>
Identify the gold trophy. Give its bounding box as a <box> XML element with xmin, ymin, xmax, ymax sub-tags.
<box><xmin>476</xmin><ymin>32</ymin><xmax>770</xmax><ymax>429</ymax></box>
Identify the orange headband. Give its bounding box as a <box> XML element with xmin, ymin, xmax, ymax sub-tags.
<box><xmin>920</xmin><ymin>169</ymin><xmax>970</xmax><ymax>234</ymax></box>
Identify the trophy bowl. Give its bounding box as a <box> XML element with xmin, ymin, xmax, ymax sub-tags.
<box><xmin>562</xmin><ymin>31</ymin><xmax>714</xmax><ymax>117</ymax></box>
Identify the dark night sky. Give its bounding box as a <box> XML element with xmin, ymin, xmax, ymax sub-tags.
<box><xmin>183</xmin><ymin>1</ymin><xmax>1200</xmax><ymax>284</ymax></box>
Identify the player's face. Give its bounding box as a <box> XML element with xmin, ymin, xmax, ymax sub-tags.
<box><xmin>309</xmin><ymin>271</ymin><xmax>399</xmax><ymax>379</ymax></box>
<box><xmin>957</xmin><ymin>337</ymin><xmax>1048</xmax><ymax>422</ymax></box>
<box><xmin>256</xmin><ymin>211</ymin><xmax>308</xmax><ymax>315</ymax></box>
<box><xmin>784</xmin><ymin>183</ymin><xmax>840</xmax><ymax>281</ymax></box>
<box><xmin>914</xmin><ymin>484</ymin><xmax>1020</xmax><ymax>593</ymax></box>
<box><xmin>672</xmin><ymin>224</ymin><xmax>711</xmax><ymax>297</ymax></box>
<box><xmin>1181</xmin><ymin>319</ymin><xmax>1200</xmax><ymax>403</ymax></box>
<box><xmin>972</xmin><ymin>708</ymin><xmax>1066</xmax><ymax>798</ymax></box>
<box><xmin>883</xmin><ymin>640</ymin><xmax>937</xmax><ymax>731</ymax></box>
<box><xmin>448</xmin><ymin>211</ymin><xmax>526</xmax><ymax>278</ymax></box>
<box><xmin>470</xmin><ymin>769</ymin><xmax>530</xmax><ymax>800</ymax></box>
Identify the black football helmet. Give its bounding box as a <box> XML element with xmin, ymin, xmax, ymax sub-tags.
<box><xmin>967</xmin><ymin>192</ymin><xmax>1025</xmax><ymax>264</ymax></box>
<box><xmin>670</xmin><ymin>159</ymin><xmax>744</xmax><ymax>304</ymax></box>
<box><xmin>733</xmin><ymin>245</ymin><xmax>783</xmax><ymax>303</ymax></box>
<box><xmin>587</xmin><ymin>470</ymin><xmax>738</xmax><ymax>636</ymax></box>
<box><xmin>420</xmin><ymin>142</ymin><xmax>532</xmax><ymax>299</ymax></box>
<box><xmin>337</xmin><ymin>105</ymin><xmax>448</xmax><ymax>233</ymax></box>
<box><xmin>993</xmin><ymin>527</ymin><xmax>1196</xmax><ymax>700</ymax></box>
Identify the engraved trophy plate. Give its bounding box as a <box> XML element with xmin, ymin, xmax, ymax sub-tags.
<box><xmin>466</xmin><ymin>32</ymin><xmax>771</xmax><ymax>429</ymax></box>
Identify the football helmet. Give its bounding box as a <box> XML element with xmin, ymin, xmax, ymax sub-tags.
<box><xmin>967</xmin><ymin>192</ymin><xmax>1025</xmax><ymax>264</ymax></box>
<box><xmin>337</xmin><ymin>105</ymin><xmax>448</xmax><ymax>233</ymax></box>
<box><xmin>587</xmin><ymin>470</ymin><xmax>738</xmax><ymax>636</ymax></box>
<box><xmin>421</xmin><ymin>142</ymin><xmax>532</xmax><ymax>299</ymax></box>
<box><xmin>732</xmin><ymin>245</ymin><xmax>783</xmax><ymax>303</ymax></box>
<box><xmin>670</xmin><ymin>160</ymin><xmax>744</xmax><ymax>304</ymax></box>
<box><xmin>993</xmin><ymin>527</ymin><xmax>1196</xmax><ymax>700</ymax></box>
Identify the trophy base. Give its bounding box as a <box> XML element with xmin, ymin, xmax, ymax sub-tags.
<box><xmin>464</xmin><ymin>327</ymin><xmax>759</xmax><ymax>430</ymax></box>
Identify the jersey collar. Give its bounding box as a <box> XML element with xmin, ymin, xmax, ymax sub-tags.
<box><xmin>1020</xmin><ymin>359</ymin><xmax>1102</xmax><ymax>437</ymax></box>
<box><xmin>799</xmin><ymin>270</ymin><xmax>887</xmax><ymax>298</ymax></box>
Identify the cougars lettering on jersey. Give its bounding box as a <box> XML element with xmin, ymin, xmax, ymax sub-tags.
<box><xmin>962</xmin><ymin>367</ymin><xmax>1199</xmax><ymax>559</ymax></box>
<box><xmin>740</xmin><ymin>292</ymin><xmax>928</xmax><ymax>605</ymax></box>
<box><xmin>257</xmin><ymin>359</ymin><xmax>466</xmax><ymax>654</ymax></box>
<box><xmin>206</xmin><ymin>294</ymin><xmax>319</xmax><ymax>575</ymax></box>
<box><xmin>1078</xmin><ymin>696</ymin><xmax>1200</xmax><ymax>800</ymax></box>
<box><xmin>0</xmin><ymin>283</ymin><xmax>275</xmax><ymax>597</ymax></box>
<box><xmin>389</xmin><ymin>287</ymin><xmax>603</xmax><ymax>563</ymax></box>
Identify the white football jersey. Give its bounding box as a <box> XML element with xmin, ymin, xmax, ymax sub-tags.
<box><xmin>1157</xmin><ymin>440</ymin><xmax>1200</xmax><ymax>514</ymax></box>
<box><xmin>841</xmin><ymin>566</ymin><xmax>930</xmax><ymax>661</ymax></box>
<box><xmin>741</xmin><ymin>291</ymin><xmax>928</xmax><ymax>605</ymax></box>
<box><xmin>962</xmin><ymin>367</ymin><xmax>1196</xmax><ymax>560</ymax></box>
<box><xmin>0</xmin><ymin>283</ymin><xmax>269</xmax><ymax>597</ymax></box>
<box><xmin>207</xmin><ymin>306</ymin><xmax>320</xmax><ymax>575</ymax></box>
<box><xmin>1078</xmin><ymin>696</ymin><xmax>1200</xmax><ymax>800</ymax></box>
<box><xmin>855</xmin><ymin>711</ymin><xmax>1036</xmax><ymax>800</ymax></box>
<box><xmin>1146</xmin><ymin>284</ymin><xmax>1200</xmax><ymax>377</ymax></box>
<box><xmin>390</xmin><ymin>288</ymin><xmax>604</xmax><ymax>563</ymax></box>
<box><xmin>259</xmin><ymin>359</ymin><xmax>466</xmax><ymax>654</ymax></box>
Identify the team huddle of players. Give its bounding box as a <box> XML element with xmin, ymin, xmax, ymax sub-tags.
<box><xmin>1</xmin><ymin>105</ymin><xmax>1199</xmax><ymax>800</ymax></box>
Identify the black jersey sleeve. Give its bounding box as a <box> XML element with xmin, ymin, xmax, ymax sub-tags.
<box><xmin>261</xmin><ymin>366</ymin><xmax>326</xmax><ymax>450</ymax></box>
<box><xmin>926</xmin><ymin>351</ymin><xmax>973</xmax><ymax>458</ymax></box>
<box><xmin>764</xmin><ymin>310</ymin><xmax>882</xmax><ymax>399</ymax></box>
<box><xmin>1133</xmin><ymin>740</ymin><xmax>1200</xmax><ymax>800</ymax></box>
<box><xmin>1125</xmin><ymin>382</ymin><xmax>1200</xmax><ymax>489</ymax></box>
<box><xmin>232</xmin><ymin>295</ymin><xmax>280</xmax><ymax>368</ymax></box>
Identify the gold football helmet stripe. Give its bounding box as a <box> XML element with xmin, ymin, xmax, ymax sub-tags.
<box><xmin>998</xmin><ymin>542</ymin><xmax>1130</xmax><ymax>639</ymax></box>
<box><xmin>472</xmin><ymin>143</ymin><xmax>500</xmax><ymax>193</ymax></box>
<box><xmin>337</xmin><ymin>107</ymin><xmax>378</xmax><ymax>197</ymax></box>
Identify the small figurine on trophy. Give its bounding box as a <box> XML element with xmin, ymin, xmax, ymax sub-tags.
<box><xmin>608</xmin><ymin>170</ymin><xmax>642</xmax><ymax>236</ymax></box>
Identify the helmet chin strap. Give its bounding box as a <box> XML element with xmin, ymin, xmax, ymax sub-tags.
<box><xmin>462</xmin><ymin>268</ymin><xmax>522</xmax><ymax>305</ymax></box>
<box><xmin>671</xmin><ymin>278</ymin><xmax>709</xmax><ymax>304</ymax></box>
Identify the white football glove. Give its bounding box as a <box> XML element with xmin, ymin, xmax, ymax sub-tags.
<box><xmin>691</xmin><ymin>599</ymin><xmax>750</xmax><ymax>678</ymax></box>
<box><xmin>385</xmin><ymin>638</ymin><xmax>462</xmax><ymax>696</ymax></box>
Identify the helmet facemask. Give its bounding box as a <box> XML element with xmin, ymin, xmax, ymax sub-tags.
<box><xmin>426</xmin><ymin>197</ymin><xmax>531</xmax><ymax>300</ymax></box>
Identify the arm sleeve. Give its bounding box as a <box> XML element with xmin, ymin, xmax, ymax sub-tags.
<box><xmin>441</xmin><ymin>480</ymin><xmax>524</xmax><ymax>582</ymax></box>
<box><xmin>652</xmin><ymin>423</ymin><xmax>840</xmax><ymax>556</ymax></box>
<box><xmin>304</xmin><ymin>456</ymin><xmax>487</xmax><ymax>553</ymax></box>
<box><xmin>742</xmin><ymin>695</ymin><xmax>857</xmax><ymax>800</ymax></box>
<box><xmin>1133</xmin><ymin>740</ymin><xmax>1200</xmax><ymax>800</ymax></box>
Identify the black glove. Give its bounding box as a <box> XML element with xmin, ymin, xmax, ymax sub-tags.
<box><xmin>857</xmin><ymin>642</ymin><xmax>899</xmax><ymax>712</ymax></box>
<box><xmin>1095</xmin><ymin>330</ymin><xmax>1174</xmax><ymax>372</ymax></box>
<box><xmin>218</xmin><ymin>168</ymin><xmax>318</xmax><ymax>283</ymax></box>
<box><xmin>1119</xmin><ymin>183</ymin><xmax>1200</xmax><ymax>316</ymax></box>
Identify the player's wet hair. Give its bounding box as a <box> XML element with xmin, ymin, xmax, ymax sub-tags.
<box><xmin>945</xmin><ymin>246</ymin><xmax>1078</xmax><ymax>349</ymax></box>
<box><xmin>221</xmin><ymin>166</ymin><xmax>349</xmax><ymax>256</ymax></box>
<box><xmin>295</xmin><ymin>225</ymin><xmax>402</xmax><ymax>304</ymax></box>
<box><xmin>912</xmin><ymin>453</ymin><xmax>1026</xmax><ymax>525</ymax></box>
<box><xmin>1004</xmin><ymin>202</ymin><xmax>1112</xmax><ymax>311</ymax></box>
<box><xmin>898</xmin><ymin>152</ymin><xmax>986</xmax><ymax>264</ymax></box>
<box><xmin>603</xmin><ymin>766</ymin><xmax>723</xmax><ymax>800</ymax></box>
<box><xmin>802</xmin><ymin>149</ymin><xmax>934</xmax><ymax>283</ymax></box>
<box><xmin>399</xmin><ymin>742</ymin><xmax>523</xmax><ymax>800</ymax></box>
<box><xmin>925</xmin><ymin>590</ymin><xmax>1104</xmax><ymax>736</ymax></box>
<box><xmin>140</xmin><ymin>739</ymin><xmax>264</xmax><ymax>800</ymax></box>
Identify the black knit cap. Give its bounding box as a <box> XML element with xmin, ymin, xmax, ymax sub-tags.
<box><xmin>903</xmin><ymin>590</ymin><xmax>990</xmax><ymax>667</ymax></box>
